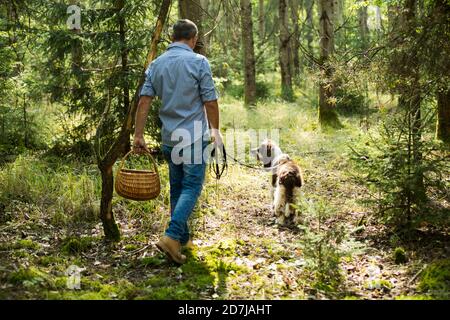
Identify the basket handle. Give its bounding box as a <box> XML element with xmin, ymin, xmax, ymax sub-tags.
<box><xmin>118</xmin><ymin>149</ymin><xmax>159</xmax><ymax>175</ymax></box>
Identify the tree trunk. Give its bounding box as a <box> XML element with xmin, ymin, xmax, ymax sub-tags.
<box><xmin>69</xmin><ymin>0</ymin><xmax>83</xmax><ymax>103</ymax></box>
<box><xmin>290</xmin><ymin>0</ymin><xmax>300</xmax><ymax>80</ymax></box>
<box><xmin>96</xmin><ymin>0</ymin><xmax>172</xmax><ymax>242</ymax></box>
<box><xmin>1</xmin><ymin>114</ymin><xmax>5</xmax><ymax>144</ymax></box>
<box><xmin>23</xmin><ymin>94</ymin><xmax>28</xmax><ymax>148</ymax></box>
<box><xmin>305</xmin><ymin>0</ymin><xmax>314</xmax><ymax>54</ymax></box>
<box><xmin>99</xmin><ymin>164</ymin><xmax>120</xmax><ymax>241</ymax></box>
<box><xmin>200</xmin><ymin>0</ymin><xmax>210</xmax><ymax>50</ymax></box>
<box><xmin>69</xmin><ymin>0</ymin><xmax>81</xmax><ymax>74</ymax></box>
<box><xmin>358</xmin><ymin>0</ymin><xmax>369</xmax><ymax>49</ymax></box>
<box><xmin>258</xmin><ymin>0</ymin><xmax>265</xmax><ymax>39</ymax></box>
<box><xmin>437</xmin><ymin>89</ymin><xmax>450</xmax><ymax>143</ymax></box>
<box><xmin>318</xmin><ymin>0</ymin><xmax>341</xmax><ymax>128</ymax></box>
<box><xmin>400</xmin><ymin>0</ymin><xmax>425</xmax><ymax>205</ymax></box>
<box><xmin>279</xmin><ymin>0</ymin><xmax>293</xmax><ymax>101</ymax></box>
<box><xmin>240</xmin><ymin>0</ymin><xmax>257</xmax><ymax>106</ymax></box>
<box><xmin>117</xmin><ymin>0</ymin><xmax>131</xmax><ymax>153</ymax></box>
<box><xmin>179</xmin><ymin>0</ymin><xmax>206</xmax><ymax>55</ymax></box>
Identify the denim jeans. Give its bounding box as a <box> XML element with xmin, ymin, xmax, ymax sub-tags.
<box><xmin>162</xmin><ymin>141</ymin><xmax>208</xmax><ymax>244</ymax></box>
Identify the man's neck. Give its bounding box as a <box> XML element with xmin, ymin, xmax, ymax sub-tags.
<box><xmin>173</xmin><ymin>40</ymin><xmax>193</xmax><ymax>49</ymax></box>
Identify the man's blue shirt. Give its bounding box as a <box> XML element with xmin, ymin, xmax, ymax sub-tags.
<box><xmin>140</xmin><ymin>42</ymin><xmax>218</xmax><ymax>147</ymax></box>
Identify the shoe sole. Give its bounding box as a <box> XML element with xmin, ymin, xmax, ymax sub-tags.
<box><xmin>155</xmin><ymin>241</ymin><xmax>185</xmax><ymax>264</ymax></box>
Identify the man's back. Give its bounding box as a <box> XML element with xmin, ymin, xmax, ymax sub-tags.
<box><xmin>140</xmin><ymin>42</ymin><xmax>218</xmax><ymax>147</ymax></box>
<box><xmin>134</xmin><ymin>19</ymin><xmax>222</xmax><ymax>265</ymax></box>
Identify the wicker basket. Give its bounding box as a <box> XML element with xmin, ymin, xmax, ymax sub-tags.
<box><xmin>115</xmin><ymin>150</ymin><xmax>160</xmax><ymax>201</ymax></box>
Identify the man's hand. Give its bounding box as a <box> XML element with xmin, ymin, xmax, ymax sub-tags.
<box><xmin>133</xmin><ymin>135</ymin><xmax>149</xmax><ymax>154</ymax></box>
<box><xmin>210</xmin><ymin>128</ymin><xmax>223</xmax><ymax>147</ymax></box>
<box><xmin>133</xmin><ymin>95</ymin><xmax>153</xmax><ymax>154</ymax></box>
<box><xmin>204</xmin><ymin>100</ymin><xmax>222</xmax><ymax>147</ymax></box>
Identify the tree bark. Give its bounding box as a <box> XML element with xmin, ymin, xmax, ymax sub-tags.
<box><xmin>69</xmin><ymin>0</ymin><xmax>82</xmax><ymax>75</ymax></box>
<box><xmin>200</xmin><ymin>0</ymin><xmax>210</xmax><ymax>50</ymax></box>
<box><xmin>279</xmin><ymin>0</ymin><xmax>293</xmax><ymax>101</ymax></box>
<box><xmin>305</xmin><ymin>0</ymin><xmax>314</xmax><ymax>65</ymax></box>
<box><xmin>179</xmin><ymin>0</ymin><xmax>206</xmax><ymax>55</ymax></box>
<box><xmin>99</xmin><ymin>164</ymin><xmax>120</xmax><ymax>241</ymax></box>
<box><xmin>69</xmin><ymin>0</ymin><xmax>84</xmax><ymax>104</ymax></box>
<box><xmin>240</xmin><ymin>0</ymin><xmax>257</xmax><ymax>106</ymax></box>
<box><xmin>400</xmin><ymin>0</ymin><xmax>425</xmax><ymax>208</ymax></box>
<box><xmin>290</xmin><ymin>0</ymin><xmax>300</xmax><ymax>80</ymax></box>
<box><xmin>318</xmin><ymin>0</ymin><xmax>341</xmax><ymax>128</ymax></box>
<box><xmin>358</xmin><ymin>0</ymin><xmax>369</xmax><ymax>49</ymax></box>
<box><xmin>437</xmin><ymin>89</ymin><xmax>450</xmax><ymax>144</ymax></box>
<box><xmin>96</xmin><ymin>0</ymin><xmax>172</xmax><ymax>242</ymax></box>
<box><xmin>258</xmin><ymin>0</ymin><xmax>265</xmax><ymax>39</ymax></box>
<box><xmin>116</xmin><ymin>0</ymin><xmax>131</xmax><ymax>153</ymax></box>
<box><xmin>23</xmin><ymin>94</ymin><xmax>28</xmax><ymax>148</ymax></box>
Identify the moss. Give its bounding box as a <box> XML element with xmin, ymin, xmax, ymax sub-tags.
<box><xmin>139</xmin><ymin>286</ymin><xmax>196</xmax><ymax>300</ymax></box>
<box><xmin>37</xmin><ymin>256</ymin><xmax>64</xmax><ymax>267</ymax></box>
<box><xmin>46</xmin><ymin>277</ymin><xmax>138</xmax><ymax>300</ymax></box>
<box><xmin>135</xmin><ymin>250</ymin><xmax>222</xmax><ymax>300</ymax></box>
<box><xmin>208</xmin><ymin>239</ymin><xmax>237</xmax><ymax>258</ymax></box>
<box><xmin>17</xmin><ymin>239</ymin><xmax>40</xmax><ymax>250</ymax></box>
<box><xmin>48</xmin><ymin>291</ymin><xmax>107</xmax><ymax>300</ymax></box>
<box><xmin>61</xmin><ymin>236</ymin><xmax>95</xmax><ymax>255</ymax></box>
<box><xmin>81</xmin><ymin>278</ymin><xmax>103</xmax><ymax>291</ymax></box>
<box><xmin>103</xmin><ymin>220</ymin><xmax>121</xmax><ymax>242</ymax></box>
<box><xmin>0</xmin><ymin>239</ymin><xmax>40</xmax><ymax>251</ymax></box>
<box><xmin>54</xmin><ymin>277</ymin><xmax>68</xmax><ymax>289</ymax></box>
<box><xmin>141</xmin><ymin>275</ymin><xmax>199</xmax><ymax>299</ymax></box>
<box><xmin>395</xmin><ymin>294</ymin><xmax>434</xmax><ymax>300</ymax></box>
<box><xmin>366</xmin><ymin>279</ymin><xmax>392</xmax><ymax>291</ymax></box>
<box><xmin>393</xmin><ymin>247</ymin><xmax>408</xmax><ymax>264</ymax></box>
<box><xmin>418</xmin><ymin>259</ymin><xmax>450</xmax><ymax>298</ymax></box>
<box><xmin>140</xmin><ymin>256</ymin><xmax>165</xmax><ymax>267</ymax></box>
<box><xmin>12</xmin><ymin>250</ymin><xmax>31</xmax><ymax>258</ymax></box>
<box><xmin>8</xmin><ymin>267</ymin><xmax>48</xmax><ymax>287</ymax></box>
<box><xmin>123</xmin><ymin>244</ymin><xmax>139</xmax><ymax>252</ymax></box>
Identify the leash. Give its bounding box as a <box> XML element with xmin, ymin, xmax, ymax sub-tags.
<box><xmin>209</xmin><ymin>143</ymin><xmax>228</xmax><ymax>180</ymax></box>
<box><xmin>209</xmin><ymin>143</ymin><xmax>227</xmax><ymax>209</ymax></box>
<box><xmin>207</xmin><ymin>144</ymin><xmax>332</xmax><ymax>232</ymax></box>
<box><xmin>209</xmin><ymin>144</ymin><xmax>333</xmax><ymax>179</ymax></box>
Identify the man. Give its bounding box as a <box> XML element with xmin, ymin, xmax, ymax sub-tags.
<box><xmin>133</xmin><ymin>19</ymin><xmax>222</xmax><ymax>264</ymax></box>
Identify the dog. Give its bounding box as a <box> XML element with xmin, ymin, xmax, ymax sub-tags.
<box><xmin>252</xmin><ymin>139</ymin><xmax>304</xmax><ymax>225</ymax></box>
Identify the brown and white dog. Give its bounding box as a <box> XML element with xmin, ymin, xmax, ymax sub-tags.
<box><xmin>252</xmin><ymin>139</ymin><xmax>304</xmax><ymax>225</ymax></box>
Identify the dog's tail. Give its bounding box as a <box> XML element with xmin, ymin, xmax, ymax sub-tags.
<box><xmin>278</xmin><ymin>170</ymin><xmax>302</xmax><ymax>203</ymax></box>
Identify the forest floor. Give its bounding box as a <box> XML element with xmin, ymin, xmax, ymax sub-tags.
<box><xmin>0</xmin><ymin>98</ymin><xmax>449</xmax><ymax>300</ymax></box>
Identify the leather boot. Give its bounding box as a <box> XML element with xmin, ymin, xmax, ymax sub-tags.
<box><xmin>155</xmin><ymin>235</ymin><xmax>186</xmax><ymax>264</ymax></box>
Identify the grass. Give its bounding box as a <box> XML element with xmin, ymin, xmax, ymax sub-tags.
<box><xmin>0</xmin><ymin>155</ymin><xmax>100</xmax><ymax>225</ymax></box>
<box><xmin>0</xmin><ymin>90</ymin><xmax>448</xmax><ymax>300</ymax></box>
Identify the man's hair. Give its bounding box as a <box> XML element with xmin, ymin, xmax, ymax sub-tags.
<box><xmin>172</xmin><ymin>19</ymin><xmax>198</xmax><ymax>41</ymax></box>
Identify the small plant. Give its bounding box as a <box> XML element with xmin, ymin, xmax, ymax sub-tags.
<box><xmin>296</xmin><ymin>198</ymin><xmax>346</xmax><ymax>293</ymax></box>
<box><xmin>393</xmin><ymin>247</ymin><xmax>408</xmax><ymax>264</ymax></box>
<box><xmin>350</xmin><ymin>108</ymin><xmax>448</xmax><ymax>228</ymax></box>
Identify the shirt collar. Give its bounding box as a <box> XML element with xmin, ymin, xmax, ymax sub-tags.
<box><xmin>167</xmin><ymin>42</ymin><xmax>194</xmax><ymax>52</ymax></box>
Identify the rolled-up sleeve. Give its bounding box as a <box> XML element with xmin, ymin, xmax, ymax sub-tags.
<box><xmin>199</xmin><ymin>58</ymin><xmax>218</xmax><ymax>103</ymax></box>
<box><xmin>140</xmin><ymin>63</ymin><xmax>156</xmax><ymax>97</ymax></box>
